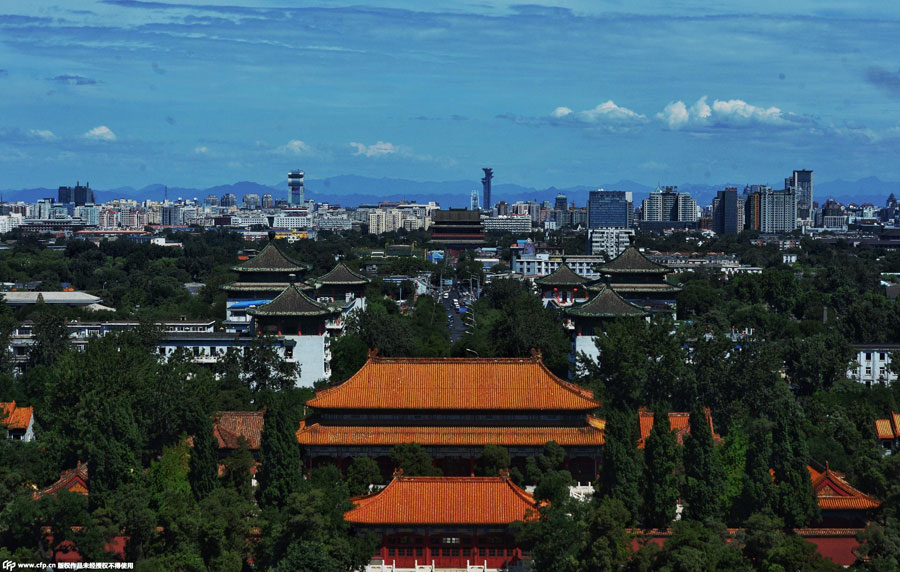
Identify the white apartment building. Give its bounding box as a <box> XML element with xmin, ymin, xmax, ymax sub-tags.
<box><xmin>848</xmin><ymin>345</ymin><xmax>899</xmax><ymax>386</ymax></box>
<box><xmin>587</xmin><ymin>228</ymin><xmax>634</xmax><ymax>258</ymax></box>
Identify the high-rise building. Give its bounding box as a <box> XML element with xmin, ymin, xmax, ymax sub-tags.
<box><xmin>470</xmin><ymin>189</ymin><xmax>480</xmax><ymax>211</ymax></box>
<box><xmin>242</xmin><ymin>194</ymin><xmax>260</xmax><ymax>210</ymax></box>
<box><xmin>641</xmin><ymin>186</ymin><xmax>697</xmax><ymax>222</ymax></box>
<box><xmin>220</xmin><ymin>193</ymin><xmax>237</xmax><ymax>208</ymax></box>
<box><xmin>57</xmin><ymin>181</ymin><xmax>94</xmax><ymax>206</ymax></box>
<box><xmin>587</xmin><ymin>189</ymin><xmax>633</xmax><ymax>229</ymax></box>
<box><xmin>713</xmin><ymin>187</ymin><xmax>742</xmax><ymax>235</ymax></box>
<box><xmin>481</xmin><ymin>168</ymin><xmax>493</xmax><ymax>211</ymax></box>
<box><xmin>162</xmin><ymin>205</ymin><xmax>182</xmax><ymax>226</ymax></box>
<box><xmin>554</xmin><ymin>194</ymin><xmax>568</xmax><ymax>211</ymax></box>
<box><xmin>204</xmin><ymin>194</ymin><xmax>219</xmax><ymax>207</ymax></box>
<box><xmin>759</xmin><ymin>188</ymin><xmax>797</xmax><ymax>234</ymax></box>
<box><xmin>261</xmin><ymin>194</ymin><xmax>274</xmax><ymax>209</ymax></box>
<box><xmin>786</xmin><ymin>169</ymin><xmax>813</xmax><ymax>218</ymax></box>
<box><xmin>289</xmin><ymin>170</ymin><xmax>305</xmax><ymax>205</ymax></box>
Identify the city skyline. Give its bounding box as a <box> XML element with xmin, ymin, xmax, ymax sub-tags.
<box><xmin>3</xmin><ymin>2</ymin><xmax>900</xmax><ymax>190</ymax></box>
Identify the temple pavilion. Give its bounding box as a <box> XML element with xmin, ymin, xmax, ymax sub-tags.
<box><xmin>565</xmin><ymin>286</ymin><xmax>649</xmax><ymax>374</ymax></box>
<box><xmin>587</xmin><ymin>246</ymin><xmax>681</xmax><ymax>313</ymax></box>
<box><xmin>313</xmin><ymin>262</ymin><xmax>370</xmax><ymax>305</ymax></box>
<box><xmin>222</xmin><ymin>241</ymin><xmax>311</xmax><ymax>333</ymax></box>
<box><xmin>534</xmin><ymin>262</ymin><xmax>590</xmax><ymax>308</ymax></box>
<box><xmin>346</xmin><ymin>473</ymin><xmax>536</xmax><ymax>571</ymax></box>
<box><xmin>297</xmin><ymin>353</ymin><xmax>605</xmax><ymax>483</ymax></box>
<box><xmin>248</xmin><ymin>283</ymin><xmax>338</xmax><ymax>386</ymax></box>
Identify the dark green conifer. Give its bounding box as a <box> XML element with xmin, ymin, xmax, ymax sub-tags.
<box><xmin>642</xmin><ymin>405</ymin><xmax>680</xmax><ymax>528</ymax></box>
<box><xmin>596</xmin><ymin>409</ymin><xmax>642</xmax><ymax>522</ymax></box>
<box><xmin>682</xmin><ymin>403</ymin><xmax>725</xmax><ymax>521</ymax></box>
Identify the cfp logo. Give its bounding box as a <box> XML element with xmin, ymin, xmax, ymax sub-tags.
<box><xmin>1</xmin><ymin>561</ymin><xmax>14</xmax><ymax>571</ymax></box>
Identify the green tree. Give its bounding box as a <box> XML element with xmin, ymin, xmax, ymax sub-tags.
<box><xmin>853</xmin><ymin>519</ymin><xmax>900</xmax><ymax>571</ymax></box>
<box><xmin>28</xmin><ymin>304</ymin><xmax>70</xmax><ymax>368</ymax></box>
<box><xmin>221</xmin><ymin>437</ymin><xmax>255</xmax><ymax>501</ymax></box>
<box><xmin>345</xmin><ymin>457</ymin><xmax>383</xmax><ymax>497</ymax></box>
<box><xmin>189</xmin><ymin>413</ymin><xmax>219</xmax><ymax>501</ymax></box>
<box><xmin>596</xmin><ymin>409</ymin><xmax>642</xmax><ymax>523</ymax></box>
<box><xmin>641</xmin><ymin>520</ymin><xmax>747</xmax><ymax>572</ymax></box>
<box><xmin>642</xmin><ymin>407</ymin><xmax>680</xmax><ymax>528</ymax></box>
<box><xmin>741</xmin><ymin>513</ymin><xmax>841</xmax><ymax>572</ymax></box>
<box><xmin>581</xmin><ymin>497</ymin><xmax>632</xmax><ymax>572</ymax></box>
<box><xmin>783</xmin><ymin>332</ymin><xmax>853</xmax><ymax>396</ymax></box>
<box><xmin>682</xmin><ymin>404</ymin><xmax>725</xmax><ymax>522</ymax></box>
<box><xmin>737</xmin><ymin>420</ymin><xmax>777</xmax><ymax>523</ymax></box>
<box><xmin>475</xmin><ymin>445</ymin><xmax>511</xmax><ymax>476</ymax></box>
<box><xmin>771</xmin><ymin>403</ymin><xmax>818</xmax><ymax>528</ymax></box>
<box><xmin>389</xmin><ymin>443</ymin><xmax>442</xmax><ymax>476</ymax></box>
<box><xmin>256</xmin><ymin>397</ymin><xmax>304</xmax><ymax>509</ymax></box>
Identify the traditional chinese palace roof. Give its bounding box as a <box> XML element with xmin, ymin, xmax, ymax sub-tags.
<box><xmin>230</xmin><ymin>241</ymin><xmax>308</xmax><ymax>273</ymax></box>
<box><xmin>316</xmin><ymin>263</ymin><xmax>371</xmax><ymax>286</ymax></box>
<box><xmin>566</xmin><ymin>286</ymin><xmax>649</xmax><ymax>318</ymax></box>
<box><xmin>345</xmin><ymin>475</ymin><xmax>537</xmax><ymax>526</ymax></box>
<box><xmin>247</xmin><ymin>284</ymin><xmax>333</xmax><ymax>317</ymax></box>
<box><xmin>221</xmin><ymin>281</ymin><xmax>313</xmax><ymax>293</ymax></box>
<box><xmin>214</xmin><ymin>410</ymin><xmax>265</xmax><ymax>450</ymax></box>
<box><xmin>597</xmin><ymin>246</ymin><xmax>670</xmax><ymax>275</ymax></box>
<box><xmin>0</xmin><ymin>400</ymin><xmax>33</xmax><ymax>431</ymax></box>
<box><xmin>306</xmin><ymin>355</ymin><xmax>601</xmax><ymax>411</ymax></box>
<box><xmin>298</xmin><ymin>415</ymin><xmax>606</xmax><ymax>447</ymax></box>
<box><xmin>534</xmin><ymin>263</ymin><xmax>589</xmax><ymax>287</ymax></box>
<box><xmin>637</xmin><ymin>407</ymin><xmax>720</xmax><ymax>449</ymax></box>
<box><xmin>809</xmin><ymin>464</ymin><xmax>881</xmax><ymax>511</ymax></box>
<box><xmin>874</xmin><ymin>411</ymin><xmax>900</xmax><ymax>439</ymax></box>
<box><xmin>33</xmin><ymin>462</ymin><xmax>89</xmax><ymax>500</ymax></box>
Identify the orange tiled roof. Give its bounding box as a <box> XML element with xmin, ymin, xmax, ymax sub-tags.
<box><xmin>214</xmin><ymin>410</ymin><xmax>265</xmax><ymax>450</ymax></box>
<box><xmin>874</xmin><ymin>411</ymin><xmax>900</xmax><ymax>439</ymax></box>
<box><xmin>345</xmin><ymin>475</ymin><xmax>537</xmax><ymax>525</ymax></box>
<box><xmin>637</xmin><ymin>407</ymin><xmax>720</xmax><ymax>449</ymax></box>
<box><xmin>297</xmin><ymin>416</ymin><xmax>606</xmax><ymax>447</ymax></box>
<box><xmin>0</xmin><ymin>401</ymin><xmax>33</xmax><ymax>431</ymax></box>
<box><xmin>875</xmin><ymin>418</ymin><xmax>895</xmax><ymax>439</ymax></box>
<box><xmin>33</xmin><ymin>462</ymin><xmax>89</xmax><ymax>500</ymax></box>
<box><xmin>307</xmin><ymin>355</ymin><xmax>600</xmax><ymax>411</ymax></box>
<box><xmin>809</xmin><ymin>464</ymin><xmax>881</xmax><ymax>511</ymax></box>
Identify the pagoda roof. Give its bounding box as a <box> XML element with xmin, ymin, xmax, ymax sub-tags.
<box><xmin>33</xmin><ymin>462</ymin><xmax>89</xmax><ymax>500</ymax></box>
<box><xmin>566</xmin><ymin>286</ymin><xmax>649</xmax><ymax>318</ymax></box>
<box><xmin>637</xmin><ymin>407</ymin><xmax>720</xmax><ymax>449</ymax></box>
<box><xmin>230</xmin><ymin>241</ymin><xmax>308</xmax><ymax>273</ymax></box>
<box><xmin>345</xmin><ymin>475</ymin><xmax>537</xmax><ymax>526</ymax></box>
<box><xmin>297</xmin><ymin>415</ymin><xmax>606</xmax><ymax>447</ymax></box>
<box><xmin>598</xmin><ymin>247</ymin><xmax>670</xmax><ymax>274</ymax></box>
<box><xmin>596</xmin><ymin>282</ymin><xmax>682</xmax><ymax>294</ymax></box>
<box><xmin>809</xmin><ymin>464</ymin><xmax>881</xmax><ymax>511</ymax></box>
<box><xmin>214</xmin><ymin>410</ymin><xmax>265</xmax><ymax>450</ymax></box>
<box><xmin>874</xmin><ymin>411</ymin><xmax>900</xmax><ymax>439</ymax></box>
<box><xmin>535</xmin><ymin>263</ymin><xmax>590</xmax><ymax>287</ymax></box>
<box><xmin>306</xmin><ymin>354</ymin><xmax>600</xmax><ymax>411</ymax></box>
<box><xmin>0</xmin><ymin>401</ymin><xmax>33</xmax><ymax>431</ymax></box>
<box><xmin>315</xmin><ymin>263</ymin><xmax>371</xmax><ymax>286</ymax></box>
<box><xmin>222</xmin><ymin>282</ymin><xmax>313</xmax><ymax>293</ymax></box>
<box><xmin>248</xmin><ymin>284</ymin><xmax>333</xmax><ymax>317</ymax></box>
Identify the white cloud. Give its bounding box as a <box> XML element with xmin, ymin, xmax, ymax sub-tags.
<box><xmin>278</xmin><ymin>139</ymin><xmax>311</xmax><ymax>155</ymax></box>
<box><xmin>549</xmin><ymin>100</ymin><xmax>646</xmax><ymax>126</ymax></box>
<box><xmin>28</xmin><ymin>129</ymin><xmax>56</xmax><ymax>140</ymax></box>
<box><xmin>194</xmin><ymin>145</ymin><xmax>209</xmax><ymax>154</ymax></box>
<box><xmin>657</xmin><ymin>96</ymin><xmax>790</xmax><ymax>130</ymax></box>
<box><xmin>350</xmin><ymin>140</ymin><xmax>398</xmax><ymax>157</ymax></box>
<box><xmin>83</xmin><ymin>125</ymin><xmax>116</xmax><ymax>141</ymax></box>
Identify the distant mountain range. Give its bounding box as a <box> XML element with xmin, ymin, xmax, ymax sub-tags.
<box><xmin>2</xmin><ymin>175</ymin><xmax>897</xmax><ymax>209</ymax></box>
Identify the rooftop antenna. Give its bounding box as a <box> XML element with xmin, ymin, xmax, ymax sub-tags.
<box><xmin>165</xmin><ymin>185</ymin><xmax>168</xmax><ymax>202</ymax></box>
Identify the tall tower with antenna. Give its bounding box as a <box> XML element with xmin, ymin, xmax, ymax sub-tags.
<box><xmin>481</xmin><ymin>168</ymin><xmax>493</xmax><ymax>212</ymax></box>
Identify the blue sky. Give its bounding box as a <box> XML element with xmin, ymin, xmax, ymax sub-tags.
<box><xmin>2</xmin><ymin>0</ymin><xmax>900</xmax><ymax>190</ymax></box>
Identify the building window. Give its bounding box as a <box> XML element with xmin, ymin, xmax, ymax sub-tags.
<box><xmin>442</xmin><ymin>537</ymin><xmax>460</xmax><ymax>545</ymax></box>
<box><xmin>866</xmin><ymin>352</ymin><xmax>873</xmax><ymax>361</ymax></box>
<box><xmin>866</xmin><ymin>367</ymin><xmax>872</xmax><ymax>375</ymax></box>
<box><xmin>880</xmin><ymin>352</ymin><xmax>886</xmax><ymax>360</ymax></box>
